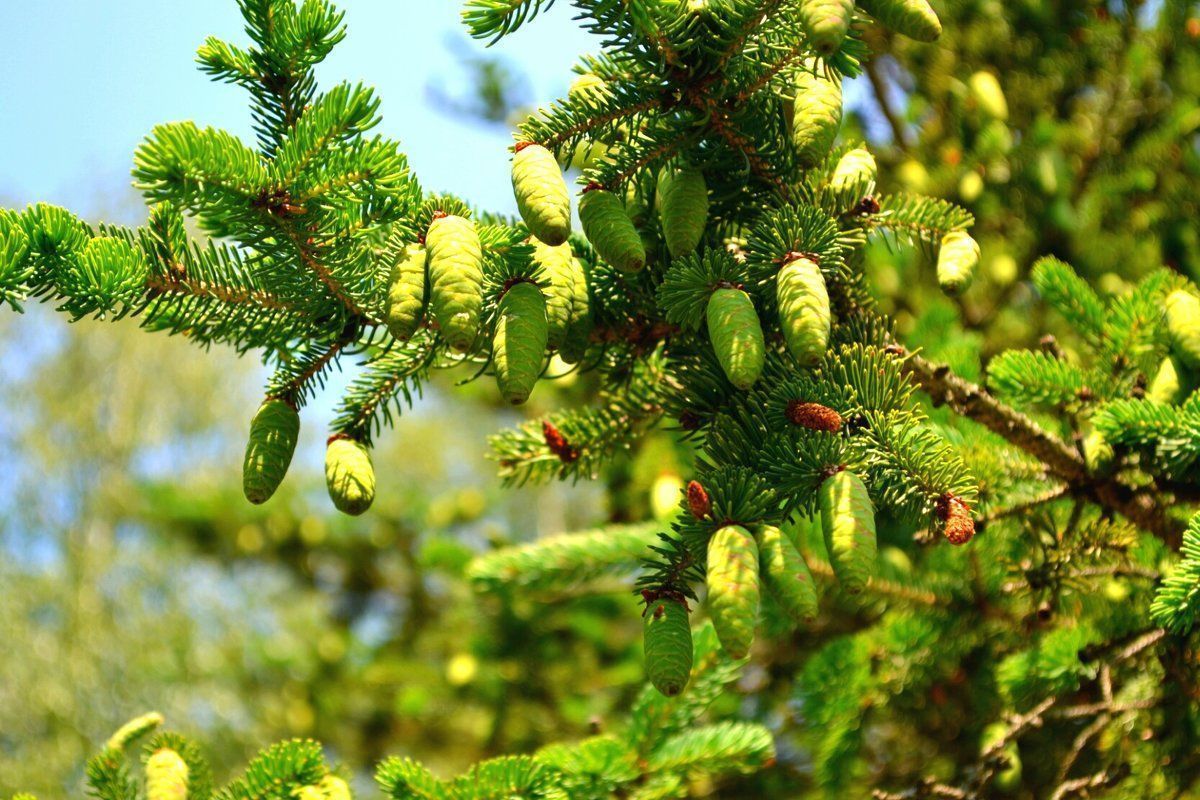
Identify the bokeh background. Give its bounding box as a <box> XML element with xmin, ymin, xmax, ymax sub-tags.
<box><xmin>2</xmin><ymin>0</ymin><xmax>1197</xmax><ymax>796</ymax></box>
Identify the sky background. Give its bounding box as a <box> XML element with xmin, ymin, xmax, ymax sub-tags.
<box><xmin>0</xmin><ymin>2</ymin><xmax>596</xmax><ymax>219</ymax></box>
<box><xmin>0</xmin><ymin>2</ymin><xmax>872</xmax><ymax>220</ymax></box>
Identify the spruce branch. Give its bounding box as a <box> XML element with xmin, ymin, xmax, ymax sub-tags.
<box><xmin>896</xmin><ymin>348</ymin><xmax>1184</xmax><ymax>547</ymax></box>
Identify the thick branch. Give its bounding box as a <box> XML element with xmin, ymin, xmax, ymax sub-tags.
<box><xmin>897</xmin><ymin>349</ymin><xmax>1184</xmax><ymax>548</ymax></box>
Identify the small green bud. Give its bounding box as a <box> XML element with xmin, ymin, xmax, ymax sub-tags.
<box><xmin>644</xmin><ymin>597</ymin><xmax>693</xmax><ymax>696</ymax></box>
<box><xmin>146</xmin><ymin>748</ymin><xmax>188</xmax><ymax>800</ymax></box>
<box><xmin>242</xmin><ymin>399</ymin><xmax>300</xmax><ymax>505</ymax></box>
<box><xmin>937</xmin><ymin>231</ymin><xmax>980</xmax><ymax>296</ymax></box>
<box><xmin>325</xmin><ymin>436</ymin><xmax>375</xmax><ymax>516</ymax></box>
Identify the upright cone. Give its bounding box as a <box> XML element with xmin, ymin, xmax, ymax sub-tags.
<box><xmin>937</xmin><ymin>231</ymin><xmax>980</xmax><ymax>296</ymax></box>
<box><xmin>146</xmin><ymin>748</ymin><xmax>189</xmax><ymax>800</ymax></box>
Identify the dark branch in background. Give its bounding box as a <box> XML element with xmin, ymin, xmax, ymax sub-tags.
<box><xmin>895</xmin><ymin>348</ymin><xmax>1184</xmax><ymax>547</ymax></box>
<box><xmin>875</xmin><ymin>628</ymin><xmax>1166</xmax><ymax>800</ymax></box>
<box><xmin>864</xmin><ymin>57</ymin><xmax>912</xmax><ymax>151</ymax></box>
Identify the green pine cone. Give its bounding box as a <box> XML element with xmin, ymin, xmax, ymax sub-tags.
<box><xmin>105</xmin><ymin>712</ymin><xmax>163</xmax><ymax>751</ymax></box>
<box><xmin>797</xmin><ymin>0</ymin><xmax>855</xmax><ymax>54</ymax></box>
<box><xmin>579</xmin><ymin>189</ymin><xmax>646</xmax><ymax>272</ymax></box>
<box><xmin>707</xmin><ymin>524</ymin><xmax>760</xmax><ymax>659</ymax></box>
<box><xmin>792</xmin><ymin>64</ymin><xmax>843</xmax><ymax>168</ymax></box>
<box><xmin>819</xmin><ymin>469</ymin><xmax>877</xmax><ymax>595</ymax></box>
<box><xmin>656</xmin><ymin>165</ymin><xmax>709</xmax><ymax>259</ymax></box>
<box><xmin>756</xmin><ymin>525</ymin><xmax>819</xmax><ymax>624</ymax></box>
<box><xmin>493</xmin><ymin>281</ymin><xmax>549</xmax><ymax>406</ymax></box>
<box><xmin>857</xmin><ymin>0</ymin><xmax>942</xmax><ymax>41</ymax></box>
<box><xmin>1083</xmin><ymin>427</ymin><xmax>1115</xmax><ymax>476</ymax></box>
<box><xmin>625</xmin><ymin>181</ymin><xmax>651</xmax><ymax>228</ymax></box>
<box><xmin>776</xmin><ymin>255</ymin><xmax>831</xmax><ymax>366</ymax></box>
<box><xmin>513</xmin><ymin>143</ymin><xmax>571</xmax><ymax>246</ymax></box>
<box><xmin>426</xmin><ymin>214</ymin><xmax>484</xmax><ymax>353</ymax></box>
<box><xmin>325</xmin><ymin>436</ymin><xmax>376</xmax><ymax>516</ymax></box>
<box><xmin>570</xmin><ymin>73</ymin><xmax>607</xmax><ymax>98</ymax></box>
<box><xmin>644</xmin><ymin>597</ymin><xmax>694</xmax><ymax>696</ymax></box>
<box><xmin>1166</xmin><ymin>289</ymin><xmax>1200</xmax><ymax>370</ymax></box>
<box><xmin>707</xmin><ymin>287</ymin><xmax>765</xmax><ymax>390</ymax></box>
<box><xmin>968</xmin><ymin>71</ymin><xmax>1009</xmax><ymax>121</ymax></box>
<box><xmin>1147</xmin><ymin>354</ymin><xmax>1198</xmax><ymax>405</ymax></box>
<box><xmin>981</xmin><ymin>723</ymin><xmax>1023</xmax><ymax>793</ymax></box>
<box><xmin>558</xmin><ymin>257</ymin><xmax>593</xmax><ymax>364</ymax></box>
<box><xmin>937</xmin><ymin>231</ymin><xmax>980</xmax><ymax>296</ymax></box>
<box><xmin>242</xmin><ymin>399</ymin><xmax>300</xmax><ymax>505</ymax></box>
<box><xmin>146</xmin><ymin>748</ymin><xmax>189</xmax><ymax>800</ymax></box>
<box><xmin>829</xmin><ymin>147</ymin><xmax>877</xmax><ymax>193</ymax></box>
<box><xmin>385</xmin><ymin>243</ymin><xmax>427</xmax><ymax>341</ymax></box>
<box><xmin>319</xmin><ymin>777</ymin><xmax>351</xmax><ymax>800</ymax></box>
<box><xmin>531</xmin><ymin>240</ymin><xmax>576</xmax><ymax>349</ymax></box>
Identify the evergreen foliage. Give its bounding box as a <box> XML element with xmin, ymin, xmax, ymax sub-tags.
<box><xmin>4</xmin><ymin>0</ymin><xmax>1200</xmax><ymax>797</ymax></box>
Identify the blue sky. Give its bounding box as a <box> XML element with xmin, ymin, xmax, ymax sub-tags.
<box><xmin>0</xmin><ymin>2</ymin><xmax>594</xmax><ymax>219</ymax></box>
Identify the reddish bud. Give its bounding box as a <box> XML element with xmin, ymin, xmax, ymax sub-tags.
<box><xmin>785</xmin><ymin>401</ymin><xmax>843</xmax><ymax>432</ymax></box>
<box><xmin>936</xmin><ymin>494</ymin><xmax>975</xmax><ymax>546</ymax></box>
<box><xmin>542</xmin><ymin>420</ymin><xmax>580</xmax><ymax>463</ymax></box>
<box><xmin>686</xmin><ymin>480</ymin><xmax>711</xmax><ymax>520</ymax></box>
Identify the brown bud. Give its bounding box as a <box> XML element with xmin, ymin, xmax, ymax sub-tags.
<box><xmin>686</xmin><ymin>480</ymin><xmax>712</xmax><ymax>520</ymax></box>
<box><xmin>542</xmin><ymin>421</ymin><xmax>580</xmax><ymax>463</ymax></box>
<box><xmin>853</xmin><ymin>195</ymin><xmax>881</xmax><ymax>215</ymax></box>
<box><xmin>936</xmin><ymin>493</ymin><xmax>975</xmax><ymax>546</ymax></box>
<box><xmin>785</xmin><ymin>401</ymin><xmax>843</xmax><ymax>432</ymax></box>
<box><xmin>678</xmin><ymin>410</ymin><xmax>702</xmax><ymax>431</ymax></box>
